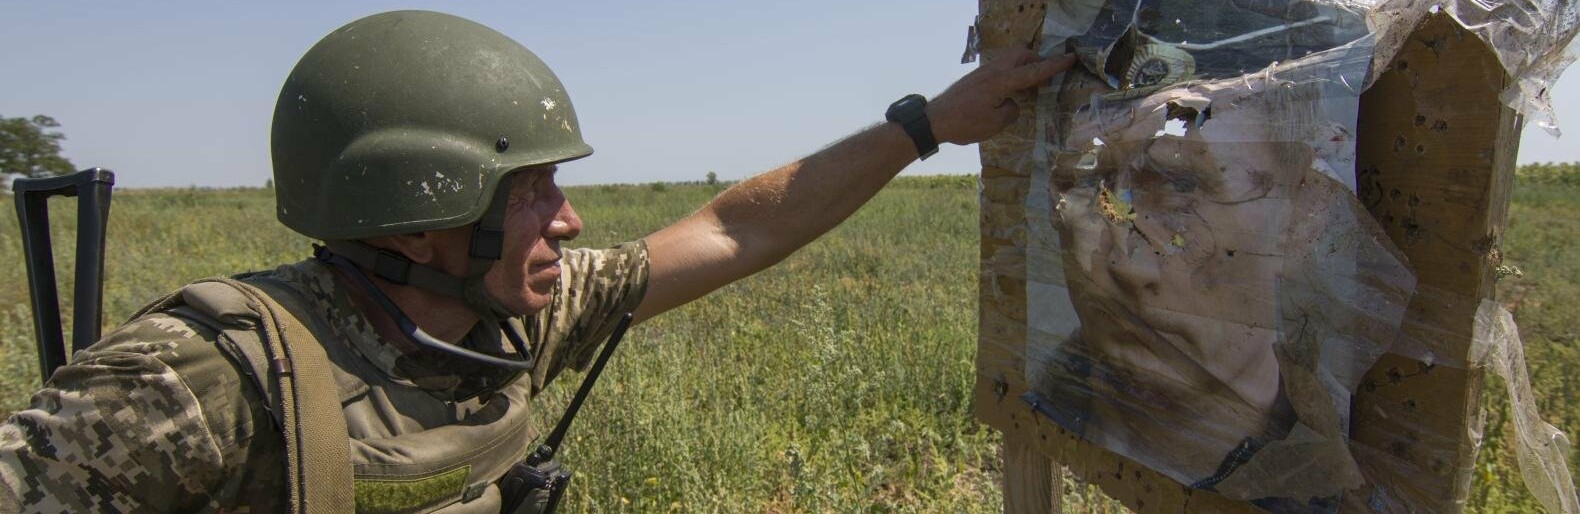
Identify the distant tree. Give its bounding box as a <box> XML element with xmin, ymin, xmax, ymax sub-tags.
<box><xmin>706</xmin><ymin>171</ymin><xmax>718</xmax><ymax>186</ymax></box>
<box><xmin>0</xmin><ymin>114</ymin><xmax>77</xmax><ymax>185</ymax></box>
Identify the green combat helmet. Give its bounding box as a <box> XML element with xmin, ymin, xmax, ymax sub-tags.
<box><xmin>272</xmin><ymin>9</ymin><xmax>591</xmax><ymax>240</ymax></box>
<box><xmin>270</xmin><ymin>10</ymin><xmax>591</xmax><ymax>369</ymax></box>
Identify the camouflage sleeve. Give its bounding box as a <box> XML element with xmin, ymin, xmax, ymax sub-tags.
<box><xmin>0</xmin><ymin>312</ymin><xmax>265</xmax><ymax>513</ymax></box>
<box><xmin>527</xmin><ymin>240</ymin><xmax>650</xmax><ymax>390</ymax></box>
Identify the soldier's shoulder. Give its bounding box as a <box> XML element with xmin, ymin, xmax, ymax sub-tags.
<box><xmin>65</xmin><ymin>306</ymin><xmax>271</xmax><ymax>447</ymax></box>
<box><xmin>93</xmin><ymin>309</ymin><xmax>219</xmax><ymax>352</ymax></box>
<box><xmin>89</xmin><ymin>308</ymin><xmax>232</xmax><ymax>376</ymax></box>
<box><xmin>0</xmin><ymin>309</ymin><xmax>273</xmax><ymax>511</ymax></box>
<box><xmin>94</xmin><ymin>263</ymin><xmax>322</xmax><ymax>382</ymax></box>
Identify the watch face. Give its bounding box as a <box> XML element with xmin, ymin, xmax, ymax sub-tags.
<box><xmin>888</xmin><ymin>94</ymin><xmax>926</xmax><ymax>122</ymax></box>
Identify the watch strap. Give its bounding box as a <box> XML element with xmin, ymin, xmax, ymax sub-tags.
<box><xmin>887</xmin><ymin>94</ymin><xmax>939</xmax><ymax>160</ymax></box>
<box><xmin>901</xmin><ymin>114</ymin><xmax>939</xmax><ymax>160</ymax></box>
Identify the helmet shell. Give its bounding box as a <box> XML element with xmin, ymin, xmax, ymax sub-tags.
<box><xmin>271</xmin><ymin>10</ymin><xmax>592</xmax><ymax>240</ymax></box>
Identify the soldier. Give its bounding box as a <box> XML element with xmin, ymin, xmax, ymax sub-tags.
<box><xmin>0</xmin><ymin>10</ymin><xmax>1071</xmax><ymax>513</ymax></box>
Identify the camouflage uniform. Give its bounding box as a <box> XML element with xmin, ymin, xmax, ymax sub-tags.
<box><xmin>0</xmin><ymin>242</ymin><xmax>648</xmax><ymax>513</ymax></box>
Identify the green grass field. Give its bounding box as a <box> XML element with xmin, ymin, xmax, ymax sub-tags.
<box><xmin>0</xmin><ymin>170</ymin><xmax>1576</xmax><ymax>512</ymax></box>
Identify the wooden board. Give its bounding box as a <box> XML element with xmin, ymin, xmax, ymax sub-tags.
<box><xmin>973</xmin><ymin>2</ymin><xmax>1520</xmax><ymax>511</ymax></box>
<box><xmin>1346</xmin><ymin>13</ymin><xmax>1521</xmax><ymax>512</ymax></box>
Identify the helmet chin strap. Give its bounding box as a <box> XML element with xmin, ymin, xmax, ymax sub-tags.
<box><xmin>316</xmin><ymin>180</ymin><xmax>535</xmax><ymax>370</ymax></box>
<box><xmin>461</xmin><ymin>273</ymin><xmax>517</xmax><ymax>321</ymax></box>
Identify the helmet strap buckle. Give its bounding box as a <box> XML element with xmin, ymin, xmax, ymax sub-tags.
<box><xmin>470</xmin><ymin>225</ymin><xmax>505</xmax><ymax>261</ymax></box>
<box><xmin>468</xmin><ymin>179</ymin><xmax>514</xmax><ymax>261</ymax></box>
<box><xmin>373</xmin><ymin>249</ymin><xmax>414</xmax><ymax>284</ymax></box>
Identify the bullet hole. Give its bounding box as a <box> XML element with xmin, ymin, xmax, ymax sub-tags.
<box><xmin>1390</xmin><ymin>440</ymin><xmax>1413</xmax><ymax>459</ymax></box>
<box><xmin>1156</xmin><ymin>118</ymin><xmax>1190</xmax><ymax>137</ymax></box>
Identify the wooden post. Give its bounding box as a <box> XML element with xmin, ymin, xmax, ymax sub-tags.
<box><xmin>1347</xmin><ymin>13</ymin><xmax>1521</xmax><ymax>512</ymax></box>
<box><xmin>974</xmin><ymin>1</ymin><xmax>1060</xmax><ymax>512</ymax></box>
<box><xmin>1005</xmin><ymin>434</ymin><xmax>1059</xmax><ymax>513</ymax></box>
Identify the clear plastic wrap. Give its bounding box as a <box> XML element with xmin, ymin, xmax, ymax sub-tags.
<box><xmin>1472</xmin><ymin>301</ymin><xmax>1579</xmax><ymax>513</ymax></box>
<box><xmin>1020</xmin><ymin>0</ymin><xmax>1578</xmax><ymax>511</ymax></box>
<box><xmin>1368</xmin><ymin>0</ymin><xmax>1579</xmax><ymax>135</ymax></box>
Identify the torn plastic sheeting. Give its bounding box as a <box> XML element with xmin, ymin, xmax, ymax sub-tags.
<box><xmin>1018</xmin><ymin>0</ymin><xmax>1578</xmax><ymax>510</ymax></box>
<box><xmin>1472</xmin><ymin>301</ymin><xmax>1580</xmax><ymax>514</ymax></box>
<box><xmin>1024</xmin><ymin>44</ymin><xmax>1407</xmax><ymax>508</ymax></box>
<box><xmin>1037</xmin><ymin>0</ymin><xmax>1577</xmax><ymax>133</ymax></box>
<box><xmin>1366</xmin><ymin>0</ymin><xmax>1579</xmax><ymax>135</ymax></box>
<box><xmin>1064</xmin><ymin>0</ymin><xmax>1371</xmax><ymax>98</ymax></box>
<box><xmin>1059</xmin><ymin>39</ymin><xmax>1372</xmax><ymax>190</ymax></box>
<box><xmin>1025</xmin><ymin>0</ymin><xmax>1406</xmax><ymax>508</ymax></box>
<box><xmin>963</xmin><ymin>17</ymin><xmax>983</xmax><ymax>64</ymax></box>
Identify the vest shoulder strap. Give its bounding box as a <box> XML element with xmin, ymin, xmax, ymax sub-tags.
<box><xmin>141</xmin><ymin>276</ymin><xmax>354</xmax><ymax>514</ymax></box>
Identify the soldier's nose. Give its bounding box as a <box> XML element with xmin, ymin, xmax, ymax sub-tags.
<box><xmin>546</xmin><ymin>202</ymin><xmax>582</xmax><ymax>241</ymax></box>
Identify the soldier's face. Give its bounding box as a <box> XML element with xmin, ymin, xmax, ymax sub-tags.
<box><xmin>484</xmin><ymin>166</ymin><xmax>582</xmax><ymax>315</ymax></box>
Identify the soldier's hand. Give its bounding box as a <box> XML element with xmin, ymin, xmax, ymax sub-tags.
<box><xmin>927</xmin><ymin>49</ymin><xmax>1076</xmax><ymax>146</ymax></box>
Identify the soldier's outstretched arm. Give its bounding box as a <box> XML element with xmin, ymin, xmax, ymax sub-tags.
<box><xmin>635</xmin><ymin>49</ymin><xmax>1074</xmax><ymax>321</ymax></box>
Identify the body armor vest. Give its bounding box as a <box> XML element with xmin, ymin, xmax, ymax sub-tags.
<box><xmin>135</xmin><ymin>276</ymin><xmax>543</xmax><ymax>513</ymax></box>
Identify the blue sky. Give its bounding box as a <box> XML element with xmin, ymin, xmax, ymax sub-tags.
<box><xmin>3</xmin><ymin>1</ymin><xmax>1576</xmax><ymax>188</ymax></box>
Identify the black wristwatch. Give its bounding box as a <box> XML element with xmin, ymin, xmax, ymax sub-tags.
<box><xmin>886</xmin><ymin>94</ymin><xmax>938</xmax><ymax>160</ymax></box>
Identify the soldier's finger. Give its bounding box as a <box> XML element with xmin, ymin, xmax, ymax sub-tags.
<box><xmin>1000</xmin><ymin>54</ymin><xmax>1076</xmax><ymax>92</ymax></box>
<box><xmin>1005</xmin><ymin>47</ymin><xmax>1041</xmax><ymax>67</ymax></box>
